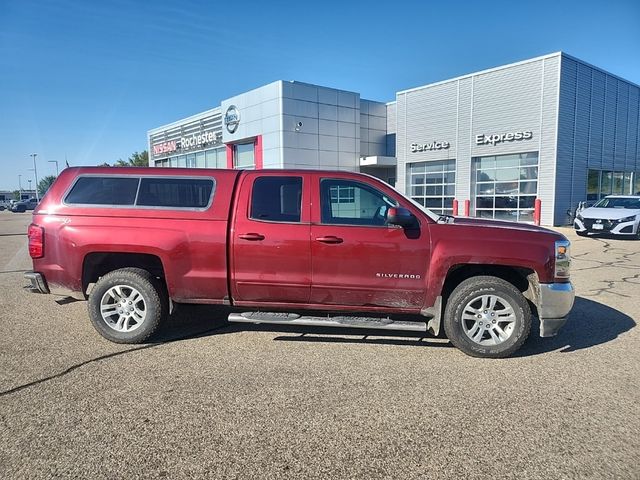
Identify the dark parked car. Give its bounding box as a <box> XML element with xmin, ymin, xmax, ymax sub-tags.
<box><xmin>11</xmin><ymin>198</ymin><xmax>38</xmax><ymax>213</ymax></box>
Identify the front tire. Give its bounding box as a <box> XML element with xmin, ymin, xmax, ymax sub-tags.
<box><xmin>443</xmin><ymin>276</ymin><xmax>531</xmax><ymax>358</ymax></box>
<box><xmin>88</xmin><ymin>267</ymin><xmax>168</xmax><ymax>344</ymax></box>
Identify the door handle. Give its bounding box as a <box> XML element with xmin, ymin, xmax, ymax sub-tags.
<box><xmin>315</xmin><ymin>235</ymin><xmax>343</xmax><ymax>244</ymax></box>
<box><xmin>239</xmin><ymin>233</ymin><xmax>265</xmax><ymax>241</ymax></box>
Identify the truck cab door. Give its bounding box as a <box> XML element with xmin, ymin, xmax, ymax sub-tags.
<box><xmin>230</xmin><ymin>172</ymin><xmax>311</xmax><ymax>305</ymax></box>
<box><xmin>310</xmin><ymin>175</ymin><xmax>431</xmax><ymax>310</ymax></box>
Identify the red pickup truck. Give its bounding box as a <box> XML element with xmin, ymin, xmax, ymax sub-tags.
<box><xmin>25</xmin><ymin>167</ymin><xmax>574</xmax><ymax>358</ymax></box>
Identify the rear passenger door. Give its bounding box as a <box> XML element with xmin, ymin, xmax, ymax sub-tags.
<box><xmin>231</xmin><ymin>172</ymin><xmax>311</xmax><ymax>304</ymax></box>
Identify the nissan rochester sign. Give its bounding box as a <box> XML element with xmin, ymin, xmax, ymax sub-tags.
<box><xmin>475</xmin><ymin>130</ymin><xmax>533</xmax><ymax>146</ymax></box>
<box><xmin>224</xmin><ymin>105</ymin><xmax>240</xmax><ymax>134</ymax></box>
<box><xmin>410</xmin><ymin>141</ymin><xmax>450</xmax><ymax>152</ymax></box>
<box><xmin>152</xmin><ymin>131</ymin><xmax>220</xmax><ymax>157</ymax></box>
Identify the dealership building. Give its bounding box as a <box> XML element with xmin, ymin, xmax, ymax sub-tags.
<box><xmin>148</xmin><ymin>52</ymin><xmax>640</xmax><ymax>226</ymax></box>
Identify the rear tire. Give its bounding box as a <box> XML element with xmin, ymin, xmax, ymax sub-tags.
<box><xmin>443</xmin><ymin>276</ymin><xmax>531</xmax><ymax>358</ymax></box>
<box><xmin>88</xmin><ymin>267</ymin><xmax>168</xmax><ymax>344</ymax></box>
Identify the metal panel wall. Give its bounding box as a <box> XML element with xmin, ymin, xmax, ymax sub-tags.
<box><xmin>556</xmin><ymin>55</ymin><xmax>640</xmax><ymax>223</ymax></box>
<box><xmin>538</xmin><ymin>55</ymin><xmax>561</xmax><ymax>225</ymax></box>
<box><xmin>221</xmin><ymin>81</ymin><xmax>283</xmax><ymax>168</ymax></box>
<box><xmin>456</xmin><ymin>77</ymin><xmax>473</xmax><ymax>202</ymax></box>
<box><xmin>396</xmin><ymin>53</ymin><xmax>561</xmax><ymax>225</ymax></box>
<box><xmin>470</xmin><ymin>61</ymin><xmax>544</xmax><ymax>158</ymax></box>
<box><xmin>386</xmin><ymin>102</ymin><xmax>396</xmax><ymax>157</ymax></box>
<box><xmin>396</xmin><ymin>93</ymin><xmax>408</xmax><ymax>192</ymax></box>
<box><xmin>360</xmin><ymin>99</ymin><xmax>388</xmax><ymax>157</ymax></box>
<box><xmin>277</xmin><ymin>81</ymin><xmax>360</xmax><ymax>171</ymax></box>
<box><xmin>147</xmin><ymin>108</ymin><xmax>223</xmax><ymax>163</ymax></box>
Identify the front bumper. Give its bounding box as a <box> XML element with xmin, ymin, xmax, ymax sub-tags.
<box><xmin>24</xmin><ymin>271</ymin><xmax>50</xmax><ymax>294</ymax></box>
<box><xmin>574</xmin><ymin>218</ymin><xmax>637</xmax><ymax>235</ymax></box>
<box><xmin>538</xmin><ymin>282</ymin><xmax>574</xmax><ymax>337</ymax></box>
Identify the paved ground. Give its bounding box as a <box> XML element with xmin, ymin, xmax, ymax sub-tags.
<box><xmin>0</xmin><ymin>210</ymin><xmax>638</xmax><ymax>479</ymax></box>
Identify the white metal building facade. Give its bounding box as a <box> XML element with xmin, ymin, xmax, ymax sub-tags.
<box><xmin>148</xmin><ymin>52</ymin><xmax>640</xmax><ymax>226</ymax></box>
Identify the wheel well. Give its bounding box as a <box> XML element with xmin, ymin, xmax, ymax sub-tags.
<box><xmin>82</xmin><ymin>253</ymin><xmax>166</xmax><ymax>296</ymax></box>
<box><xmin>442</xmin><ymin>264</ymin><xmax>536</xmax><ymax>311</ymax></box>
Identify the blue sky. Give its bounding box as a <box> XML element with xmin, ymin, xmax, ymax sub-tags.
<box><xmin>0</xmin><ymin>0</ymin><xmax>639</xmax><ymax>191</ymax></box>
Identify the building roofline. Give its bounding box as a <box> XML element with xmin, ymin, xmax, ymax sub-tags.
<box><xmin>560</xmin><ymin>52</ymin><xmax>640</xmax><ymax>89</ymax></box>
<box><xmin>396</xmin><ymin>52</ymin><xmax>640</xmax><ymax>95</ymax></box>
<box><xmin>396</xmin><ymin>52</ymin><xmax>563</xmax><ymax>95</ymax></box>
<box><xmin>148</xmin><ymin>106</ymin><xmax>222</xmax><ymax>135</ymax></box>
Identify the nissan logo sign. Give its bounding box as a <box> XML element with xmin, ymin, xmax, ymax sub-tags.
<box><xmin>224</xmin><ymin>105</ymin><xmax>240</xmax><ymax>133</ymax></box>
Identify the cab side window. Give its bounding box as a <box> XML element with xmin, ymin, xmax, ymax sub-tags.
<box><xmin>320</xmin><ymin>179</ymin><xmax>397</xmax><ymax>226</ymax></box>
<box><xmin>251</xmin><ymin>176</ymin><xmax>303</xmax><ymax>223</ymax></box>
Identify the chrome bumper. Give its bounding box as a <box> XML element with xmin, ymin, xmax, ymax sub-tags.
<box><xmin>24</xmin><ymin>271</ymin><xmax>50</xmax><ymax>294</ymax></box>
<box><xmin>538</xmin><ymin>282</ymin><xmax>574</xmax><ymax>337</ymax></box>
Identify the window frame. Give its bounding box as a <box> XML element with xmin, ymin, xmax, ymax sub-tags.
<box><xmin>63</xmin><ymin>174</ymin><xmax>216</xmax><ymax>211</ymax></box>
<box><xmin>248</xmin><ymin>175</ymin><xmax>304</xmax><ymax>224</ymax></box>
<box><xmin>319</xmin><ymin>178</ymin><xmax>400</xmax><ymax>228</ymax></box>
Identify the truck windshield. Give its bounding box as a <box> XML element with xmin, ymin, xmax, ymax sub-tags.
<box><xmin>594</xmin><ymin>197</ymin><xmax>640</xmax><ymax>209</ymax></box>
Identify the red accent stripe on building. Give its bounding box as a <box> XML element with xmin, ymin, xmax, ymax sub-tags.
<box><xmin>254</xmin><ymin>135</ymin><xmax>263</xmax><ymax>169</ymax></box>
<box><xmin>226</xmin><ymin>144</ymin><xmax>233</xmax><ymax>169</ymax></box>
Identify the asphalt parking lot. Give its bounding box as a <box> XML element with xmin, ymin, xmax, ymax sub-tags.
<box><xmin>0</xmin><ymin>211</ymin><xmax>638</xmax><ymax>479</ymax></box>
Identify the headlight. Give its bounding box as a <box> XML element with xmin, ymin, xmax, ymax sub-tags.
<box><xmin>576</xmin><ymin>213</ymin><xmax>583</xmax><ymax>221</ymax></box>
<box><xmin>555</xmin><ymin>240</ymin><xmax>571</xmax><ymax>279</ymax></box>
<box><xmin>617</xmin><ymin>215</ymin><xmax>637</xmax><ymax>223</ymax></box>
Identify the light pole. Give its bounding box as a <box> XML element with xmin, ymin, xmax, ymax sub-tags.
<box><xmin>30</xmin><ymin>153</ymin><xmax>40</xmax><ymax>202</ymax></box>
<box><xmin>28</xmin><ymin>179</ymin><xmax>32</xmax><ymax>195</ymax></box>
<box><xmin>48</xmin><ymin>160</ymin><xmax>59</xmax><ymax>176</ymax></box>
<box><xmin>18</xmin><ymin>174</ymin><xmax>22</xmax><ymax>192</ymax></box>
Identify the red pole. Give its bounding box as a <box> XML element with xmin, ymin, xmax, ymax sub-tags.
<box><xmin>452</xmin><ymin>199</ymin><xmax>458</xmax><ymax>216</ymax></box>
<box><xmin>534</xmin><ymin>198</ymin><xmax>541</xmax><ymax>225</ymax></box>
<box><xmin>225</xmin><ymin>144</ymin><xmax>234</xmax><ymax>169</ymax></box>
<box><xmin>464</xmin><ymin>199</ymin><xmax>470</xmax><ymax>217</ymax></box>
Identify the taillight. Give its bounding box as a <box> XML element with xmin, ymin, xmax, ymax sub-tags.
<box><xmin>28</xmin><ymin>224</ymin><xmax>44</xmax><ymax>259</ymax></box>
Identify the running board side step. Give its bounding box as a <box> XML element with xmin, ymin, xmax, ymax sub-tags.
<box><xmin>228</xmin><ymin>312</ymin><xmax>427</xmax><ymax>332</ymax></box>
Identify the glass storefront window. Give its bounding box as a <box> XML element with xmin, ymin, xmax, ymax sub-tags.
<box><xmin>234</xmin><ymin>142</ymin><xmax>255</xmax><ymax>168</ymax></box>
<box><xmin>520</xmin><ymin>181</ymin><xmax>537</xmax><ymax>194</ymax></box>
<box><xmin>472</xmin><ymin>152</ymin><xmax>539</xmax><ymax>223</ymax></box>
<box><xmin>623</xmin><ymin>172</ymin><xmax>632</xmax><ymax>195</ymax></box>
<box><xmin>612</xmin><ymin>172</ymin><xmax>625</xmax><ymax>194</ymax></box>
<box><xmin>407</xmin><ymin>159</ymin><xmax>456</xmax><ymax>215</ymax></box>
<box><xmin>586</xmin><ymin>170</ymin><xmax>640</xmax><ymax>200</ymax></box>
<box><xmin>196</xmin><ymin>152</ymin><xmax>206</xmax><ymax>168</ymax></box>
<box><xmin>205</xmin><ymin>149</ymin><xmax>217</xmax><ymax>168</ymax></box>
<box><xmin>587</xmin><ymin>170</ymin><xmax>600</xmax><ymax>201</ymax></box>
<box><xmin>601</xmin><ymin>171</ymin><xmax>613</xmax><ymax>196</ymax></box>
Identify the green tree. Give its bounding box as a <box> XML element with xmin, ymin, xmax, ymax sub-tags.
<box><xmin>38</xmin><ymin>175</ymin><xmax>57</xmax><ymax>197</ymax></box>
<box><xmin>114</xmin><ymin>150</ymin><xmax>149</xmax><ymax>167</ymax></box>
<box><xmin>13</xmin><ymin>190</ymin><xmax>20</xmax><ymax>200</ymax></box>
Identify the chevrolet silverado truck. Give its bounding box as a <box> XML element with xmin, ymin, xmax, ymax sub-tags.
<box><xmin>25</xmin><ymin>167</ymin><xmax>574</xmax><ymax>358</ymax></box>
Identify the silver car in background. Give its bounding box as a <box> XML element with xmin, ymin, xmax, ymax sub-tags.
<box><xmin>574</xmin><ymin>195</ymin><xmax>640</xmax><ymax>238</ymax></box>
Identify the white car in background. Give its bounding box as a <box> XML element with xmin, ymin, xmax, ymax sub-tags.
<box><xmin>574</xmin><ymin>195</ymin><xmax>640</xmax><ymax>238</ymax></box>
